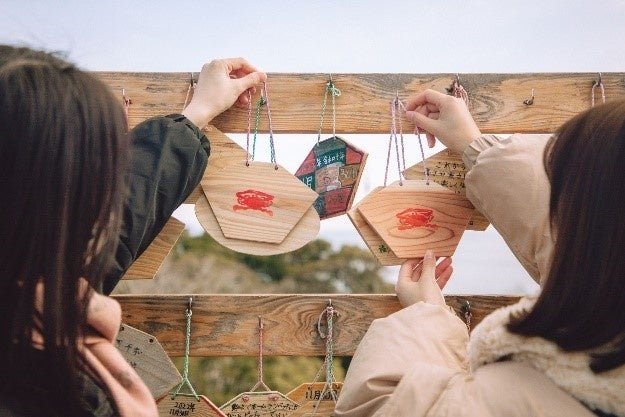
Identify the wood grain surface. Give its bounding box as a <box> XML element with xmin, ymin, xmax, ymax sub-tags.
<box><xmin>95</xmin><ymin>72</ymin><xmax>625</xmax><ymax>134</ymax></box>
<box><xmin>357</xmin><ymin>181</ymin><xmax>474</xmax><ymax>258</ymax></box>
<box><xmin>347</xmin><ymin>186</ymin><xmax>407</xmax><ymax>266</ymax></box>
<box><xmin>122</xmin><ymin>217</ymin><xmax>185</xmax><ymax>280</ymax></box>
<box><xmin>404</xmin><ymin>149</ymin><xmax>490</xmax><ymax>231</ymax></box>
<box><xmin>195</xmin><ymin>195</ymin><xmax>320</xmax><ymax>256</ymax></box>
<box><xmin>114</xmin><ymin>294</ymin><xmax>520</xmax><ymax>357</ymax></box>
<box><xmin>202</xmin><ymin>162</ymin><xmax>319</xmax><ymax>244</ymax></box>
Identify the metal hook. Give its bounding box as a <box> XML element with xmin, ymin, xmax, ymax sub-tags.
<box><xmin>187</xmin><ymin>296</ymin><xmax>193</xmax><ymax>312</ymax></box>
<box><xmin>523</xmin><ymin>88</ymin><xmax>535</xmax><ymax>105</ymax></box>
<box><xmin>189</xmin><ymin>72</ymin><xmax>195</xmax><ymax>88</ymax></box>
<box><xmin>258</xmin><ymin>315</ymin><xmax>263</xmax><ymax>330</ymax></box>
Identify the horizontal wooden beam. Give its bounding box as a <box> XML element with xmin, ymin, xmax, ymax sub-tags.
<box><xmin>114</xmin><ymin>294</ymin><xmax>520</xmax><ymax>357</ymax></box>
<box><xmin>96</xmin><ymin>72</ymin><xmax>625</xmax><ymax>134</ymax></box>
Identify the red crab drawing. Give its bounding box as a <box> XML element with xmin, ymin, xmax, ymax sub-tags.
<box><xmin>396</xmin><ymin>208</ymin><xmax>437</xmax><ymax>230</ymax></box>
<box><xmin>233</xmin><ymin>189</ymin><xmax>274</xmax><ymax>216</ymax></box>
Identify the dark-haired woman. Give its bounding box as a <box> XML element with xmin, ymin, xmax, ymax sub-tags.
<box><xmin>0</xmin><ymin>45</ymin><xmax>266</xmax><ymax>416</ymax></box>
<box><xmin>335</xmin><ymin>90</ymin><xmax>625</xmax><ymax>417</ymax></box>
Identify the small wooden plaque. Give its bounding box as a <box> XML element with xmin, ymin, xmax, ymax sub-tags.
<box><xmin>157</xmin><ymin>394</ymin><xmax>226</xmax><ymax>417</ymax></box>
<box><xmin>295</xmin><ymin>136</ymin><xmax>368</xmax><ymax>220</ymax></box>
<box><xmin>347</xmin><ymin>187</ymin><xmax>406</xmax><ymax>266</ymax></box>
<box><xmin>115</xmin><ymin>324</ymin><xmax>182</xmax><ymax>400</ymax></box>
<box><xmin>202</xmin><ymin>162</ymin><xmax>319</xmax><ymax>244</ymax></box>
<box><xmin>122</xmin><ymin>217</ymin><xmax>186</xmax><ymax>280</ymax></box>
<box><xmin>403</xmin><ymin>148</ymin><xmax>488</xmax><ymax>230</ymax></box>
<box><xmin>195</xmin><ymin>194</ymin><xmax>319</xmax><ymax>256</ymax></box>
<box><xmin>357</xmin><ymin>180</ymin><xmax>473</xmax><ymax>258</ymax></box>
<box><xmin>286</xmin><ymin>382</ymin><xmax>342</xmax><ymax>417</ymax></box>
<box><xmin>219</xmin><ymin>391</ymin><xmax>299</xmax><ymax>417</ymax></box>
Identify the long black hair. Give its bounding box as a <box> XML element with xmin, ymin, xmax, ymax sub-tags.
<box><xmin>0</xmin><ymin>45</ymin><xmax>130</xmax><ymax>412</ymax></box>
<box><xmin>508</xmin><ymin>99</ymin><xmax>625</xmax><ymax>372</ymax></box>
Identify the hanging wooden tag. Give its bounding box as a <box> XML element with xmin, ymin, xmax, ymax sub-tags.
<box><xmin>122</xmin><ymin>217</ymin><xmax>186</xmax><ymax>280</ymax></box>
<box><xmin>286</xmin><ymin>382</ymin><xmax>342</xmax><ymax>416</ymax></box>
<box><xmin>185</xmin><ymin>125</ymin><xmax>250</xmax><ymax>204</ymax></box>
<box><xmin>201</xmin><ymin>162</ymin><xmax>319</xmax><ymax>244</ymax></box>
<box><xmin>220</xmin><ymin>391</ymin><xmax>299</xmax><ymax>417</ymax></box>
<box><xmin>357</xmin><ymin>180</ymin><xmax>474</xmax><ymax>258</ymax></box>
<box><xmin>157</xmin><ymin>394</ymin><xmax>226</xmax><ymax>417</ymax></box>
<box><xmin>115</xmin><ymin>324</ymin><xmax>182</xmax><ymax>400</ymax></box>
<box><xmin>347</xmin><ymin>186</ymin><xmax>405</xmax><ymax>266</ymax></box>
<box><xmin>295</xmin><ymin>136</ymin><xmax>368</xmax><ymax>220</ymax></box>
<box><xmin>195</xmin><ymin>194</ymin><xmax>319</xmax><ymax>255</ymax></box>
<box><xmin>403</xmin><ymin>148</ymin><xmax>488</xmax><ymax>230</ymax></box>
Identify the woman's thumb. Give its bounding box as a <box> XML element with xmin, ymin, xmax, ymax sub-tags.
<box><xmin>420</xmin><ymin>250</ymin><xmax>437</xmax><ymax>283</ymax></box>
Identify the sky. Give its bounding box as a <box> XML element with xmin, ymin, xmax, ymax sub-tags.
<box><xmin>1</xmin><ymin>0</ymin><xmax>624</xmax><ymax>294</ymax></box>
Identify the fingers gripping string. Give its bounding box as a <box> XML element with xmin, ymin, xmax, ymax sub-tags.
<box><xmin>451</xmin><ymin>74</ymin><xmax>469</xmax><ymax>105</ymax></box>
<box><xmin>396</xmin><ymin>99</ymin><xmax>430</xmax><ymax>185</ymax></box>
<box><xmin>171</xmin><ymin>297</ymin><xmax>200</xmax><ymax>400</ymax></box>
<box><xmin>317</xmin><ymin>77</ymin><xmax>342</xmax><ymax>142</ymax></box>
<box><xmin>591</xmin><ymin>73</ymin><xmax>606</xmax><ymax>107</ymax></box>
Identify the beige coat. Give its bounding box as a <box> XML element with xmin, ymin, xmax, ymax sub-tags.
<box><xmin>334</xmin><ymin>134</ymin><xmax>625</xmax><ymax>417</ymax></box>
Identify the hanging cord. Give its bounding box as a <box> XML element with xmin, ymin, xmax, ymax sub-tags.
<box><xmin>460</xmin><ymin>300</ymin><xmax>472</xmax><ymax>332</ymax></box>
<box><xmin>171</xmin><ymin>297</ymin><xmax>200</xmax><ymax>400</ymax></box>
<box><xmin>384</xmin><ymin>98</ymin><xmax>405</xmax><ymax>186</ymax></box>
<box><xmin>250</xmin><ymin>316</ymin><xmax>271</xmax><ymax>392</ymax></box>
<box><xmin>451</xmin><ymin>74</ymin><xmax>469</xmax><ymax>104</ymax></box>
<box><xmin>317</xmin><ymin>77</ymin><xmax>342</xmax><ymax>143</ymax></box>
<box><xmin>591</xmin><ymin>73</ymin><xmax>606</xmax><ymax>107</ymax></box>
<box><xmin>396</xmin><ymin>99</ymin><xmax>430</xmax><ymax>185</ymax></box>
<box><xmin>122</xmin><ymin>88</ymin><xmax>131</xmax><ymax>131</ymax></box>
<box><xmin>312</xmin><ymin>301</ymin><xmax>340</xmax><ymax>411</ymax></box>
<box><xmin>248</xmin><ymin>83</ymin><xmax>278</xmax><ymax>168</ymax></box>
<box><xmin>182</xmin><ymin>73</ymin><xmax>195</xmax><ymax>111</ymax></box>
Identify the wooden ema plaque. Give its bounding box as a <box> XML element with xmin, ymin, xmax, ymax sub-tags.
<box><xmin>202</xmin><ymin>161</ymin><xmax>319</xmax><ymax>244</ymax></box>
<box><xmin>287</xmin><ymin>382</ymin><xmax>342</xmax><ymax>417</ymax></box>
<box><xmin>157</xmin><ymin>395</ymin><xmax>226</xmax><ymax>417</ymax></box>
<box><xmin>219</xmin><ymin>391</ymin><xmax>299</xmax><ymax>417</ymax></box>
<box><xmin>295</xmin><ymin>136</ymin><xmax>368</xmax><ymax>220</ymax></box>
<box><xmin>195</xmin><ymin>194</ymin><xmax>320</xmax><ymax>256</ymax></box>
<box><xmin>347</xmin><ymin>186</ymin><xmax>406</xmax><ymax>266</ymax></box>
<box><xmin>357</xmin><ymin>180</ymin><xmax>474</xmax><ymax>258</ymax></box>
<box><xmin>403</xmin><ymin>148</ymin><xmax>488</xmax><ymax>231</ymax></box>
<box><xmin>122</xmin><ymin>217</ymin><xmax>186</xmax><ymax>280</ymax></box>
<box><xmin>115</xmin><ymin>324</ymin><xmax>182</xmax><ymax>400</ymax></box>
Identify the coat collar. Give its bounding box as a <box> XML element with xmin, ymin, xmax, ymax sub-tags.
<box><xmin>468</xmin><ymin>297</ymin><xmax>625</xmax><ymax>416</ymax></box>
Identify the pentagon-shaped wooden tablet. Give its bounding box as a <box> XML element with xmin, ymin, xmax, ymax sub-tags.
<box><xmin>157</xmin><ymin>394</ymin><xmax>226</xmax><ymax>417</ymax></box>
<box><xmin>347</xmin><ymin>187</ymin><xmax>406</xmax><ymax>266</ymax></box>
<box><xmin>202</xmin><ymin>162</ymin><xmax>318</xmax><ymax>244</ymax></box>
<box><xmin>122</xmin><ymin>217</ymin><xmax>185</xmax><ymax>280</ymax></box>
<box><xmin>357</xmin><ymin>180</ymin><xmax>473</xmax><ymax>258</ymax></box>
<box><xmin>295</xmin><ymin>136</ymin><xmax>367</xmax><ymax>220</ymax></box>
<box><xmin>195</xmin><ymin>194</ymin><xmax>319</xmax><ymax>256</ymax></box>
<box><xmin>219</xmin><ymin>391</ymin><xmax>299</xmax><ymax>417</ymax></box>
<box><xmin>286</xmin><ymin>382</ymin><xmax>342</xmax><ymax>416</ymax></box>
<box><xmin>115</xmin><ymin>324</ymin><xmax>182</xmax><ymax>400</ymax></box>
<box><xmin>403</xmin><ymin>148</ymin><xmax>488</xmax><ymax>230</ymax></box>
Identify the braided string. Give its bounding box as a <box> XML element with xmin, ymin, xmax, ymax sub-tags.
<box><xmin>171</xmin><ymin>299</ymin><xmax>199</xmax><ymax>400</ymax></box>
<box><xmin>317</xmin><ymin>79</ymin><xmax>342</xmax><ymax>143</ymax></box>
<box><xmin>396</xmin><ymin>98</ymin><xmax>430</xmax><ymax>185</ymax></box>
<box><xmin>250</xmin><ymin>316</ymin><xmax>271</xmax><ymax>392</ymax></box>
<box><xmin>313</xmin><ymin>302</ymin><xmax>340</xmax><ymax>411</ymax></box>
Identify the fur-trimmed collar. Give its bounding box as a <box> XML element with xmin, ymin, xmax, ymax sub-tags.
<box><xmin>468</xmin><ymin>297</ymin><xmax>625</xmax><ymax>416</ymax></box>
